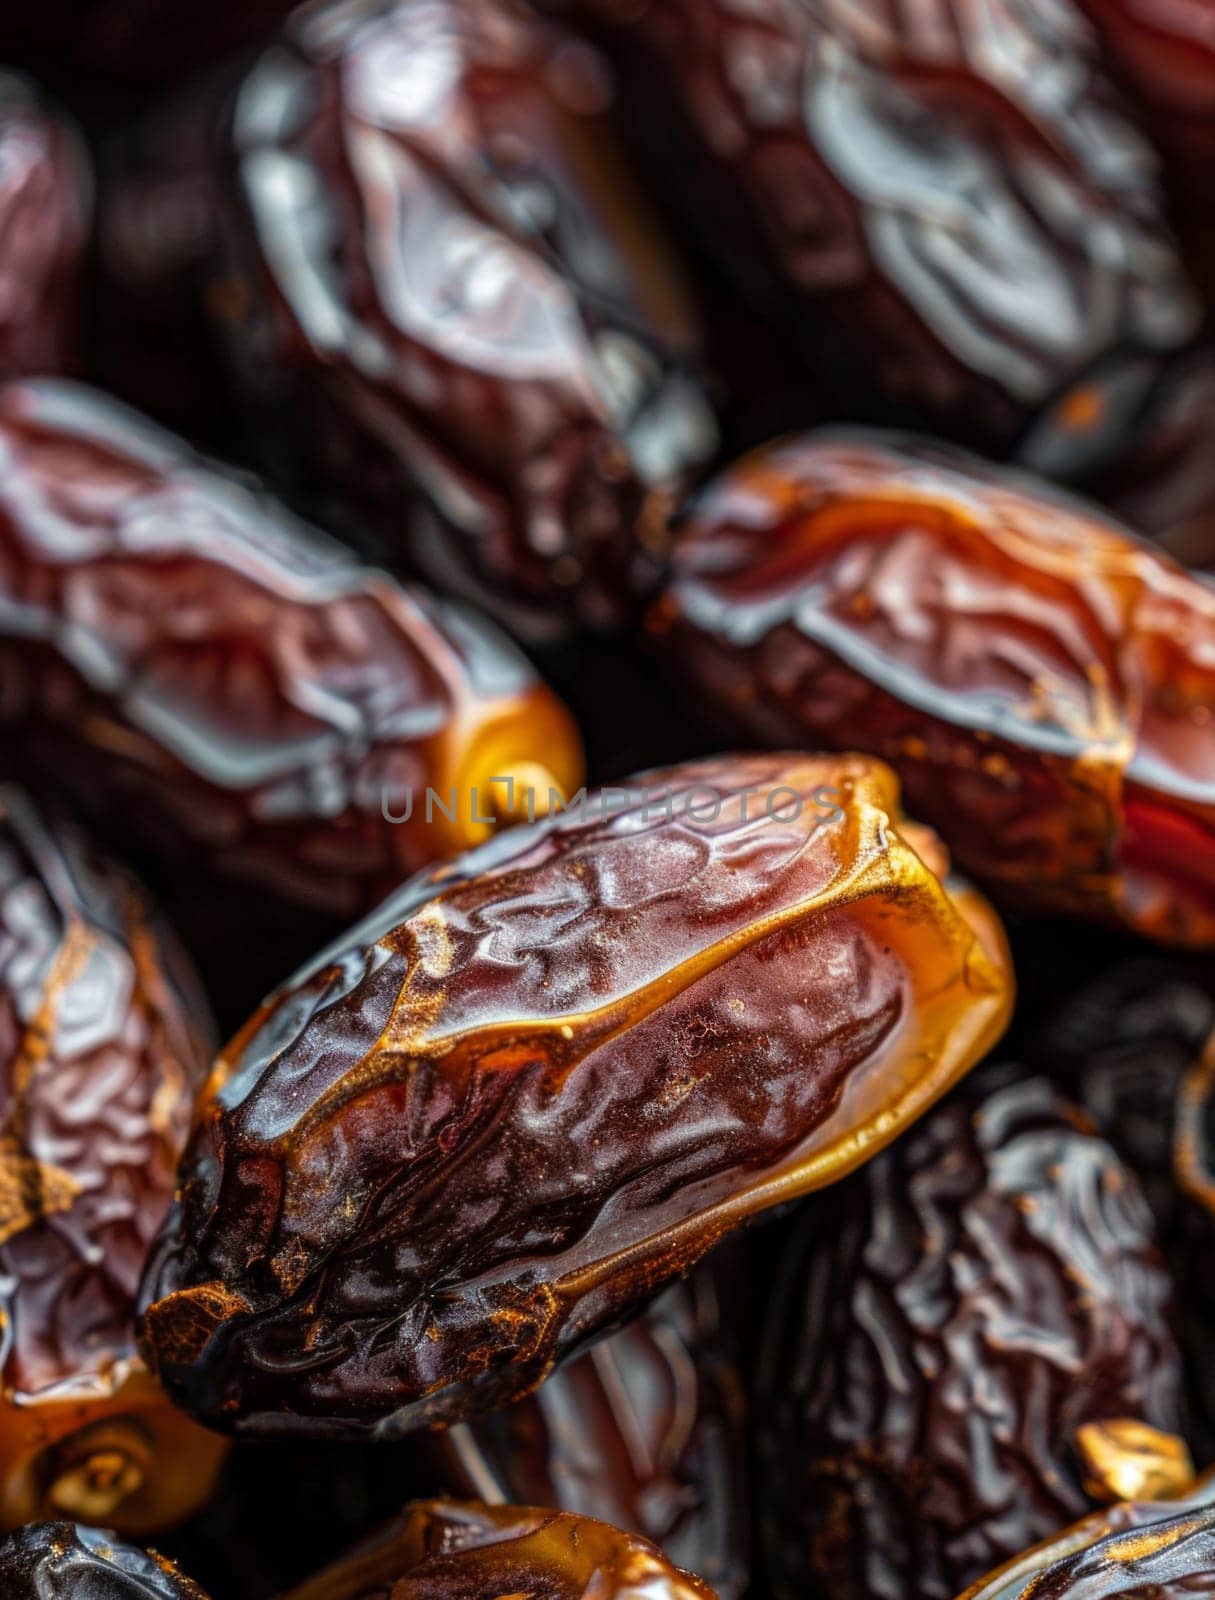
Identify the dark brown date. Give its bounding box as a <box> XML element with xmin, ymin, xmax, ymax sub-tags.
<box><xmin>569</xmin><ymin>0</ymin><xmax>1198</xmax><ymax>463</ymax></box>
<box><xmin>176</xmin><ymin>0</ymin><xmax>716</xmax><ymax>640</ymax></box>
<box><xmin>0</xmin><ymin>75</ymin><xmax>88</xmax><ymax>378</ymax></box>
<box><xmin>0</xmin><ymin>379</ymin><xmax>583</xmax><ymax>918</ymax></box>
<box><xmin>651</xmin><ymin>433</ymin><xmax>1215</xmax><ymax>945</ymax></box>
<box><xmin>757</xmin><ymin>1075</ymin><xmax>1192</xmax><ymax>1600</ymax></box>
<box><xmin>434</xmin><ymin>1266</ymin><xmax>747</xmax><ymax>1598</ymax></box>
<box><xmin>0</xmin><ymin>1522</ymin><xmax>208</xmax><ymax>1599</ymax></box>
<box><xmin>960</xmin><ymin>1468</ymin><xmax>1215</xmax><ymax>1600</ymax></box>
<box><xmin>286</xmin><ymin>1499</ymin><xmax>717</xmax><ymax>1600</ymax></box>
<box><xmin>140</xmin><ymin>752</ymin><xmax>1013</xmax><ymax>1436</ymax></box>
<box><xmin>0</xmin><ymin>788</ymin><xmax>227</xmax><ymax>1535</ymax></box>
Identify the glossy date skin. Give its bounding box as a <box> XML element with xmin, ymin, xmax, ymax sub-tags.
<box><xmin>192</xmin><ymin>0</ymin><xmax>716</xmax><ymax>641</ymax></box>
<box><xmin>0</xmin><ymin>1521</ymin><xmax>208</xmax><ymax>1599</ymax></box>
<box><xmin>569</xmin><ymin>0</ymin><xmax>1198</xmax><ymax>462</ymax></box>
<box><xmin>757</xmin><ymin>1076</ymin><xmax>1191</xmax><ymax>1600</ymax></box>
<box><xmin>960</xmin><ymin>1468</ymin><xmax>1215</xmax><ymax>1600</ymax></box>
<box><xmin>652</xmin><ymin>433</ymin><xmax>1215</xmax><ymax>945</ymax></box>
<box><xmin>286</xmin><ymin>1499</ymin><xmax>717</xmax><ymax>1600</ymax></box>
<box><xmin>0</xmin><ymin>379</ymin><xmax>582</xmax><ymax>918</ymax></box>
<box><xmin>0</xmin><ymin>790</ymin><xmax>227</xmax><ymax>1535</ymax></box>
<box><xmin>434</xmin><ymin>1266</ymin><xmax>747</xmax><ymax>1598</ymax></box>
<box><xmin>0</xmin><ymin>76</ymin><xmax>89</xmax><ymax>379</ymax></box>
<box><xmin>140</xmin><ymin>752</ymin><xmax>1013</xmax><ymax>1436</ymax></box>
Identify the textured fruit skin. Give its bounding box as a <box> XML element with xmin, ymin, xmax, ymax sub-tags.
<box><xmin>959</xmin><ymin>1468</ymin><xmax>1215</xmax><ymax>1600</ymax></box>
<box><xmin>182</xmin><ymin>0</ymin><xmax>716</xmax><ymax>641</ymax></box>
<box><xmin>0</xmin><ymin>1521</ymin><xmax>209</xmax><ymax>1598</ymax></box>
<box><xmin>285</xmin><ymin>1498</ymin><xmax>718</xmax><ymax>1600</ymax></box>
<box><xmin>563</xmin><ymin>0</ymin><xmax>1198</xmax><ymax>463</ymax></box>
<box><xmin>757</xmin><ymin>1076</ymin><xmax>1187</xmax><ymax>1600</ymax></box>
<box><xmin>652</xmin><ymin>432</ymin><xmax>1215</xmax><ymax>945</ymax></box>
<box><xmin>0</xmin><ymin>378</ymin><xmax>582</xmax><ymax>918</ymax></box>
<box><xmin>140</xmin><ymin>752</ymin><xmax>1012</xmax><ymax>1437</ymax></box>
<box><xmin>435</xmin><ymin>1267</ymin><xmax>748</xmax><ymax>1598</ymax></box>
<box><xmin>0</xmin><ymin>790</ymin><xmax>227</xmax><ymax>1535</ymax></box>
<box><xmin>0</xmin><ymin>75</ymin><xmax>89</xmax><ymax>379</ymax></box>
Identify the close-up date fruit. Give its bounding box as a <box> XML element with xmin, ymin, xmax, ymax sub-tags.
<box><xmin>0</xmin><ymin>74</ymin><xmax>89</xmax><ymax>378</ymax></box>
<box><xmin>652</xmin><ymin>433</ymin><xmax>1215</xmax><ymax>946</ymax></box>
<box><xmin>140</xmin><ymin>752</ymin><xmax>1012</xmax><ymax>1436</ymax></box>
<box><xmin>757</xmin><ymin>1076</ymin><xmax>1193</xmax><ymax>1600</ymax></box>
<box><xmin>171</xmin><ymin>0</ymin><xmax>716</xmax><ymax>641</ymax></box>
<box><xmin>0</xmin><ymin>1521</ymin><xmax>208</xmax><ymax>1598</ymax></box>
<box><xmin>434</xmin><ymin>1268</ymin><xmax>747</xmax><ymax>1598</ymax></box>
<box><xmin>959</xmin><ymin>1467</ymin><xmax>1215</xmax><ymax>1600</ymax></box>
<box><xmin>0</xmin><ymin>788</ymin><xmax>227</xmax><ymax>1536</ymax></box>
<box><xmin>568</xmin><ymin>0</ymin><xmax>1200</xmax><ymax>465</ymax></box>
<box><xmin>285</xmin><ymin>1499</ymin><xmax>717</xmax><ymax>1600</ymax></box>
<box><xmin>0</xmin><ymin>378</ymin><xmax>582</xmax><ymax>918</ymax></box>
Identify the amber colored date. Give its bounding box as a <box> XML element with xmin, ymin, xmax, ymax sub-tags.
<box><xmin>0</xmin><ymin>379</ymin><xmax>583</xmax><ymax>917</ymax></box>
<box><xmin>0</xmin><ymin>1521</ymin><xmax>209</xmax><ymax>1598</ymax></box>
<box><xmin>0</xmin><ymin>75</ymin><xmax>89</xmax><ymax>378</ymax></box>
<box><xmin>140</xmin><ymin>752</ymin><xmax>1012</xmax><ymax>1436</ymax></box>
<box><xmin>173</xmin><ymin>0</ymin><xmax>717</xmax><ymax>641</ymax></box>
<box><xmin>286</xmin><ymin>1499</ymin><xmax>717</xmax><ymax>1600</ymax></box>
<box><xmin>959</xmin><ymin>1468</ymin><xmax>1215</xmax><ymax>1600</ymax></box>
<box><xmin>0</xmin><ymin>789</ymin><xmax>227</xmax><ymax>1535</ymax></box>
<box><xmin>435</xmin><ymin>1266</ymin><xmax>748</xmax><ymax>1597</ymax></box>
<box><xmin>652</xmin><ymin>433</ymin><xmax>1215</xmax><ymax>945</ymax></box>
<box><xmin>757</xmin><ymin>1075</ymin><xmax>1192</xmax><ymax>1600</ymax></box>
<box><xmin>568</xmin><ymin>0</ymin><xmax>1197</xmax><ymax>462</ymax></box>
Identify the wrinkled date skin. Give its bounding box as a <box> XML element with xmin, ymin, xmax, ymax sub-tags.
<box><xmin>140</xmin><ymin>752</ymin><xmax>1013</xmax><ymax>1436</ymax></box>
<box><xmin>0</xmin><ymin>789</ymin><xmax>227</xmax><ymax>1535</ymax></box>
<box><xmin>571</xmin><ymin>0</ymin><xmax>1198</xmax><ymax>463</ymax></box>
<box><xmin>0</xmin><ymin>1521</ymin><xmax>209</xmax><ymax>1599</ymax></box>
<box><xmin>286</xmin><ymin>1499</ymin><xmax>717</xmax><ymax>1600</ymax></box>
<box><xmin>0</xmin><ymin>75</ymin><xmax>89</xmax><ymax>379</ymax></box>
<box><xmin>652</xmin><ymin>434</ymin><xmax>1215</xmax><ymax>945</ymax></box>
<box><xmin>0</xmin><ymin>379</ymin><xmax>583</xmax><ymax>918</ymax></box>
<box><xmin>435</xmin><ymin>1266</ymin><xmax>748</xmax><ymax>1598</ymax></box>
<box><xmin>960</xmin><ymin>1469</ymin><xmax>1215</xmax><ymax>1600</ymax></box>
<box><xmin>1035</xmin><ymin>960</ymin><xmax>1215</xmax><ymax>1452</ymax></box>
<box><xmin>193</xmin><ymin>0</ymin><xmax>716</xmax><ymax>641</ymax></box>
<box><xmin>1073</xmin><ymin>1</ymin><xmax>1215</xmax><ymax>204</ymax></box>
<box><xmin>757</xmin><ymin>1076</ymin><xmax>1191</xmax><ymax>1600</ymax></box>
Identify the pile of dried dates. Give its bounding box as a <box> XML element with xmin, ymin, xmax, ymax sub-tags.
<box><xmin>0</xmin><ymin>1</ymin><xmax>1214</xmax><ymax>1596</ymax></box>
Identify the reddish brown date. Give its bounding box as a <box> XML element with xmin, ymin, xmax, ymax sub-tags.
<box><xmin>286</xmin><ymin>1499</ymin><xmax>717</xmax><ymax>1600</ymax></box>
<box><xmin>0</xmin><ymin>788</ymin><xmax>227</xmax><ymax>1535</ymax></box>
<box><xmin>0</xmin><ymin>75</ymin><xmax>89</xmax><ymax>378</ymax></box>
<box><xmin>434</xmin><ymin>1267</ymin><xmax>747</xmax><ymax>1597</ymax></box>
<box><xmin>180</xmin><ymin>0</ymin><xmax>716</xmax><ymax>640</ymax></box>
<box><xmin>0</xmin><ymin>379</ymin><xmax>583</xmax><ymax>917</ymax></box>
<box><xmin>959</xmin><ymin>1468</ymin><xmax>1215</xmax><ymax>1600</ymax></box>
<box><xmin>0</xmin><ymin>1522</ymin><xmax>209</xmax><ymax>1599</ymax></box>
<box><xmin>651</xmin><ymin>433</ymin><xmax>1215</xmax><ymax>945</ymax></box>
<box><xmin>140</xmin><ymin>752</ymin><xmax>1012</xmax><ymax>1436</ymax></box>
<box><xmin>569</xmin><ymin>0</ymin><xmax>1198</xmax><ymax>463</ymax></box>
<box><xmin>757</xmin><ymin>1075</ymin><xmax>1192</xmax><ymax>1600</ymax></box>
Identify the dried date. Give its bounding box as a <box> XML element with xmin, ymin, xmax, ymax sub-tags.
<box><xmin>571</xmin><ymin>0</ymin><xmax>1198</xmax><ymax>462</ymax></box>
<box><xmin>757</xmin><ymin>1076</ymin><xmax>1193</xmax><ymax>1600</ymax></box>
<box><xmin>0</xmin><ymin>75</ymin><xmax>89</xmax><ymax>379</ymax></box>
<box><xmin>178</xmin><ymin>0</ymin><xmax>716</xmax><ymax>640</ymax></box>
<box><xmin>0</xmin><ymin>788</ymin><xmax>227</xmax><ymax>1535</ymax></box>
<box><xmin>434</xmin><ymin>1266</ymin><xmax>747</xmax><ymax>1598</ymax></box>
<box><xmin>959</xmin><ymin>1467</ymin><xmax>1215</xmax><ymax>1600</ymax></box>
<box><xmin>285</xmin><ymin>1499</ymin><xmax>716</xmax><ymax>1600</ymax></box>
<box><xmin>0</xmin><ymin>379</ymin><xmax>583</xmax><ymax>918</ymax></box>
<box><xmin>651</xmin><ymin>433</ymin><xmax>1215</xmax><ymax>945</ymax></box>
<box><xmin>0</xmin><ymin>1521</ymin><xmax>208</xmax><ymax>1599</ymax></box>
<box><xmin>140</xmin><ymin>752</ymin><xmax>1013</xmax><ymax>1435</ymax></box>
